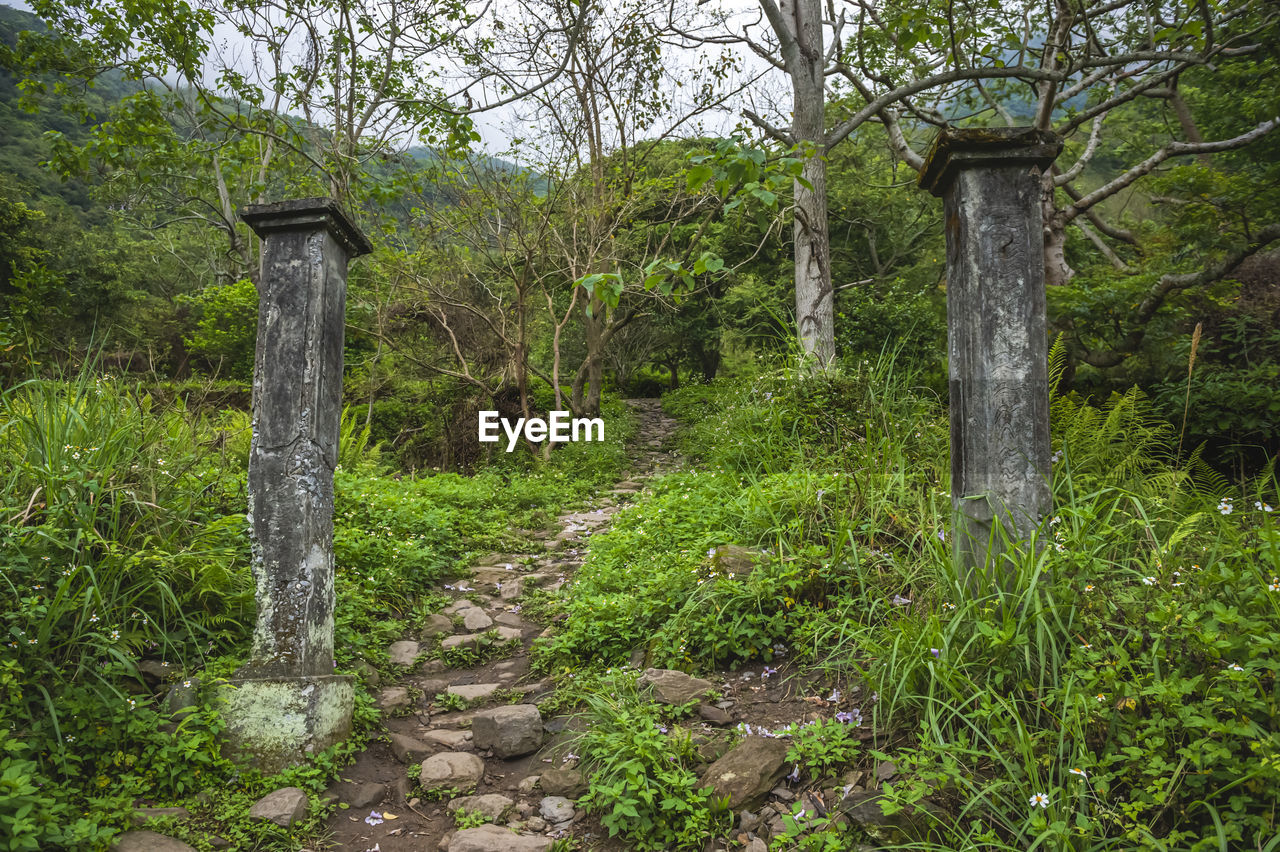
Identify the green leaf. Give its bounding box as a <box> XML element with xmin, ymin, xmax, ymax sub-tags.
<box><xmin>686</xmin><ymin>164</ymin><xmax>713</xmax><ymax>192</ymax></box>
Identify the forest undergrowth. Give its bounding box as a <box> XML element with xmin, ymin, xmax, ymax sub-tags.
<box><xmin>0</xmin><ymin>367</ymin><xmax>634</xmax><ymax>850</ymax></box>
<box><xmin>0</xmin><ymin>354</ymin><xmax>1277</xmax><ymax>850</ymax></box>
<box><xmin>532</xmin><ymin>351</ymin><xmax>1280</xmax><ymax>852</ymax></box>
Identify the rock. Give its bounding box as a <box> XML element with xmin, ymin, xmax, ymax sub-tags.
<box><xmin>137</xmin><ymin>660</ymin><xmax>178</xmax><ymax>684</ymax></box>
<box><xmin>498</xmin><ymin>578</ymin><xmax>524</xmax><ymax>600</ymax></box>
<box><xmin>113</xmin><ymin>831</ymin><xmax>198</xmax><ymax>851</ymax></box>
<box><xmin>326</xmin><ymin>780</ymin><xmax>385</xmax><ymax>809</ymax></box>
<box><xmin>472</xmin><ymin>704</ymin><xmax>543</xmax><ymax>758</ymax></box>
<box><xmin>353</xmin><ymin>660</ymin><xmax>381</xmax><ymax>686</ymax></box>
<box><xmin>495</xmin><ymin>626</ymin><xmax>523</xmax><ymax>642</ymax></box>
<box><xmin>700</xmin><ymin>737</ymin><xmax>789</xmax><ymax>809</ymax></box>
<box><xmin>420</xmin><ymin>678</ymin><xmax>452</xmax><ymax>696</ymax></box>
<box><xmin>770</xmin><ymin>786</ymin><xmax>795</xmax><ymax>802</ymax></box>
<box><xmin>640</xmin><ymin>668</ymin><xmax>715</xmax><ymax>705</ymax></box>
<box><xmin>447</xmin><ymin>682</ymin><xmax>501</xmax><ymax>702</ymax></box>
<box><xmin>709</xmin><ymin>545</ymin><xmax>765</xmax><ymax>577</ymax></box>
<box><xmin>248</xmin><ymin>786</ymin><xmax>309</xmax><ymax>828</ymax></box>
<box><xmin>464</xmin><ymin>609</ymin><xmax>494</xmax><ymax>631</ymax></box>
<box><xmin>422</xmin><ymin>658</ymin><xmax>448</xmax><ymax>674</ymax></box>
<box><xmin>208</xmin><ymin>836</ymin><xmax>230</xmax><ymax>849</ymax></box>
<box><xmin>442</xmin><ymin>634</ymin><xmax>482</xmax><ymax>652</ymax></box>
<box><xmin>698</xmin><ymin>703</ymin><xmax>733</xmax><ymax>725</ymax></box>
<box><xmin>836</xmin><ymin>791</ymin><xmax>942</xmax><ymax>843</ymax></box>
<box><xmin>738</xmin><ymin>810</ymin><xmax>760</xmax><ymax>832</ymax></box>
<box><xmin>422</xmin><ymin>728</ymin><xmax>473</xmax><ymax>749</ymax></box>
<box><xmin>423</xmin><ymin>614</ymin><xmax>455</xmax><ymax>637</ymax></box>
<box><xmin>389</xmin><ymin>732</ymin><xmax>431</xmax><ymax>764</ymax></box>
<box><xmin>524</xmin><ymin>816</ymin><xmax>547</xmax><ymax>832</ymax></box>
<box><xmin>376</xmin><ymin>686</ymin><xmax>412</xmax><ymax>711</ymax></box>
<box><xmin>164</xmin><ymin>678</ymin><xmax>200</xmax><ymax>720</ymax></box>
<box><xmin>538</xmin><ymin>768</ymin><xmax>586</xmax><ymax>797</ymax></box>
<box><xmin>744</xmin><ymin>838</ymin><xmax>768</xmax><ymax>852</ymax></box>
<box><xmin>693</xmin><ymin>731</ymin><xmax>734</xmax><ymax>764</ymax></box>
<box><xmin>446</xmin><ymin>599</ymin><xmax>477</xmax><ymax>614</ymax></box>
<box><xmin>875</xmin><ymin>759</ymin><xmax>898</xmax><ymax>781</ymax></box>
<box><xmin>131</xmin><ymin>807</ymin><xmax>191</xmax><ymax>826</ymax></box>
<box><xmin>388</xmin><ymin>640</ymin><xmax>421</xmax><ymax>666</ymax></box>
<box><xmin>448</xmin><ymin>825</ymin><xmax>553</xmax><ymax>852</ymax></box>
<box><xmin>419</xmin><ymin>752</ymin><xmax>486</xmax><ymax>793</ymax></box>
<box><xmin>539</xmin><ymin>796</ymin><xmax>575</xmax><ymax>823</ymax></box>
<box><xmin>518</xmin><ymin>775</ymin><xmax>541</xmax><ymax>794</ymax></box>
<box><xmin>494</xmin><ymin>612</ymin><xmax>523</xmax><ymax>627</ymax></box>
<box><xmin>447</xmin><ymin>793</ymin><xmax>515</xmax><ymax>822</ymax></box>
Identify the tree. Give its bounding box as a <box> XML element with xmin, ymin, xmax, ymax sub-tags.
<box><xmin>693</xmin><ymin>0</ymin><xmax>1280</xmax><ymax>364</ymax></box>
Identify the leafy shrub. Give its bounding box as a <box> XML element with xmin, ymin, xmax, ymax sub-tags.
<box><xmin>573</xmin><ymin>673</ymin><xmax>728</xmax><ymax>850</ymax></box>
<box><xmin>182</xmin><ymin>278</ymin><xmax>259</xmax><ymax>381</ymax></box>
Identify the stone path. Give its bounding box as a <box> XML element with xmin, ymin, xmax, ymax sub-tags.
<box><xmin>323</xmin><ymin>399</ymin><xmax>680</xmax><ymax>852</ymax></box>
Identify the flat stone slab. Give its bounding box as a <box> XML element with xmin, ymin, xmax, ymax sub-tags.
<box><xmin>448</xmin><ymin>825</ymin><xmax>553</xmax><ymax>852</ymax></box>
<box><xmin>419</xmin><ymin>752</ymin><xmax>485</xmax><ymax>793</ymax></box>
<box><xmin>442</xmin><ymin>634</ymin><xmax>481</xmax><ymax>651</ymax></box>
<box><xmin>446</xmin><ymin>793</ymin><xmax>515</xmax><ymax>822</ymax></box>
<box><xmin>325</xmin><ymin>780</ymin><xmax>385</xmax><ymax>809</ymax></box>
<box><xmin>132</xmin><ymin>807</ymin><xmax>191</xmax><ymax>826</ymax></box>
<box><xmin>447</xmin><ymin>683</ymin><xmax>501</xmax><ymax>702</ymax></box>
<box><xmin>494</xmin><ymin>612</ymin><xmax>524</xmax><ymax>627</ymax></box>
<box><xmin>388</xmin><ymin>640</ymin><xmax>420</xmax><ymax>666</ymax></box>
<box><xmin>463</xmin><ymin>609</ymin><xmax>494</xmax><ymax>632</ymax></box>
<box><xmin>700</xmin><ymin>737</ymin><xmax>789</xmax><ymax>809</ymax></box>
<box><xmin>114</xmin><ymin>831</ymin><xmax>198</xmax><ymax>852</ymax></box>
<box><xmin>421</xmin><ymin>728</ymin><xmax>473</xmax><ymax>749</ymax></box>
<box><xmin>495</xmin><ymin>626</ymin><xmax>523</xmax><ymax>642</ymax></box>
<box><xmin>248</xmin><ymin>786</ymin><xmax>309</xmax><ymax>828</ymax></box>
<box><xmin>388</xmin><ymin>732</ymin><xmax>431</xmax><ymax>764</ymax></box>
<box><xmin>640</xmin><ymin>668</ymin><xmax>715</xmax><ymax>705</ymax></box>
<box><xmin>376</xmin><ymin>686</ymin><xmax>412</xmax><ymax>711</ymax></box>
<box><xmin>422</xmin><ymin>614</ymin><xmax>454</xmax><ymax>637</ymax></box>
<box><xmin>473</xmin><ymin>553</ymin><xmax>529</xmax><ymax>567</ymax></box>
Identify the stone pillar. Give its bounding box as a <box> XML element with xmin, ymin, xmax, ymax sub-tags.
<box><xmin>918</xmin><ymin>128</ymin><xmax>1061</xmax><ymax>594</ymax></box>
<box><xmin>219</xmin><ymin>198</ymin><xmax>371</xmax><ymax>773</ymax></box>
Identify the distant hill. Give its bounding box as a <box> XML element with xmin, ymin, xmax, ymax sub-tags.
<box><xmin>0</xmin><ymin>3</ymin><xmax>533</xmax><ymax>221</ymax></box>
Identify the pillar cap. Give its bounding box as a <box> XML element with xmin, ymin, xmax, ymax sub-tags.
<box><xmin>240</xmin><ymin>197</ymin><xmax>373</xmax><ymax>257</ymax></box>
<box><xmin>918</xmin><ymin>127</ymin><xmax>1062</xmax><ymax>197</ymax></box>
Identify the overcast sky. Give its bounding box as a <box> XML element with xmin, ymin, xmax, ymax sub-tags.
<box><xmin>3</xmin><ymin>0</ymin><xmax>781</xmax><ymax>158</ymax></box>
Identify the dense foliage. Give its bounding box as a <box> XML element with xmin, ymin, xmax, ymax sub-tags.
<box><xmin>0</xmin><ymin>366</ymin><xmax>633</xmax><ymax>849</ymax></box>
<box><xmin>534</xmin><ymin>357</ymin><xmax>1279</xmax><ymax>850</ymax></box>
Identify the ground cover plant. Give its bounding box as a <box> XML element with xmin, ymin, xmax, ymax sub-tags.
<box><xmin>533</xmin><ymin>352</ymin><xmax>1280</xmax><ymax>851</ymax></box>
<box><xmin>0</xmin><ymin>368</ymin><xmax>633</xmax><ymax>850</ymax></box>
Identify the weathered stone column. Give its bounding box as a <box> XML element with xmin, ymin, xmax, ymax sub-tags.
<box><xmin>219</xmin><ymin>198</ymin><xmax>371</xmax><ymax>772</ymax></box>
<box><xmin>918</xmin><ymin>128</ymin><xmax>1061</xmax><ymax>595</ymax></box>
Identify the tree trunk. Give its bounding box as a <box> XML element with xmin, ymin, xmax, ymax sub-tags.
<box><xmin>571</xmin><ymin>295</ymin><xmax>606</xmax><ymax>417</ymax></box>
<box><xmin>1043</xmin><ymin>192</ymin><xmax>1074</xmax><ymax>286</ymax></box>
<box><xmin>788</xmin><ymin>0</ymin><xmax>835</xmax><ymax>367</ymax></box>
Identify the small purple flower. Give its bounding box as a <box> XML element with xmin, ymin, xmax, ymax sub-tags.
<box><xmin>364</xmin><ymin>811</ymin><xmax>384</xmax><ymax>826</ymax></box>
<box><xmin>762</xmin><ymin>666</ymin><xmax>778</xmax><ymax>678</ymax></box>
<box><xmin>835</xmin><ymin>711</ymin><xmax>854</xmax><ymax>724</ymax></box>
<box><xmin>787</xmin><ymin>764</ymin><xmax>801</xmax><ymax>782</ymax></box>
<box><xmin>930</xmin><ymin>648</ymin><xmax>941</xmax><ymax>658</ymax></box>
